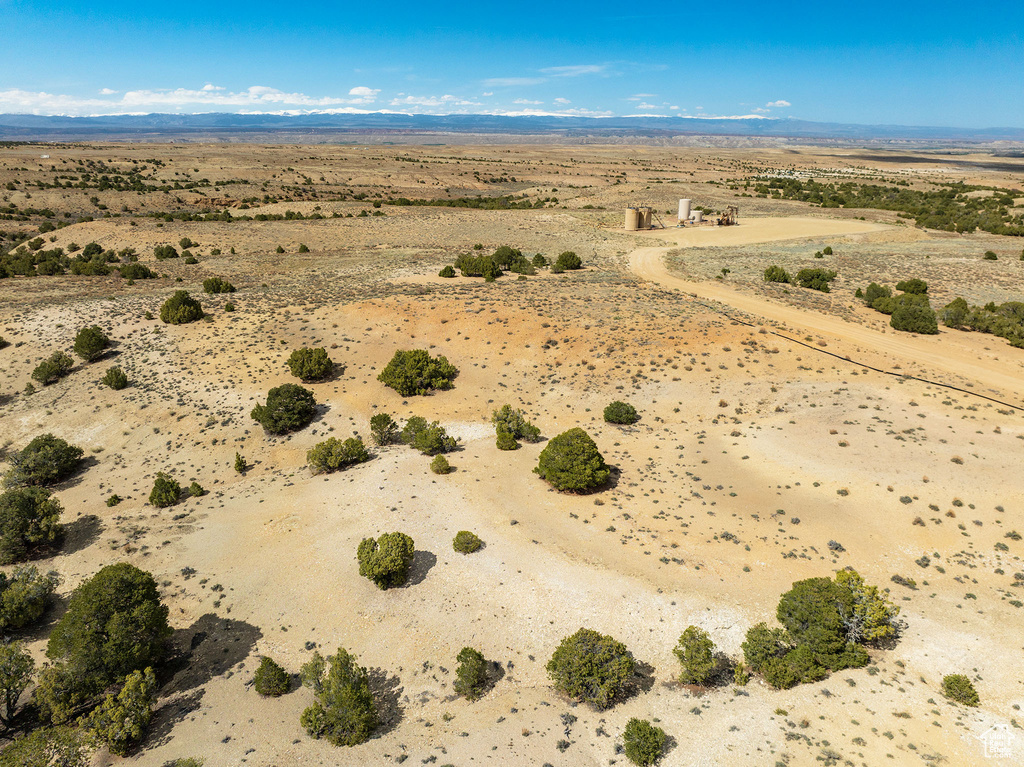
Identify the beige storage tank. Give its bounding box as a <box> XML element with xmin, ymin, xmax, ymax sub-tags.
<box><xmin>624</xmin><ymin>207</ymin><xmax>639</xmax><ymax>231</ymax></box>
<box><xmin>640</xmin><ymin>207</ymin><xmax>653</xmax><ymax>229</ymax></box>
<box><xmin>690</xmin><ymin>210</ymin><xmax>703</xmax><ymax>223</ymax></box>
<box><xmin>678</xmin><ymin>198</ymin><xmax>691</xmax><ymax>221</ymax></box>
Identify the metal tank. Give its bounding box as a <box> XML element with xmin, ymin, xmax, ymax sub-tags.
<box><xmin>624</xmin><ymin>207</ymin><xmax>639</xmax><ymax>231</ymax></box>
<box><xmin>640</xmin><ymin>207</ymin><xmax>653</xmax><ymax>229</ymax></box>
<box><xmin>678</xmin><ymin>198</ymin><xmax>691</xmax><ymax>221</ymax></box>
<box><xmin>690</xmin><ymin>210</ymin><xmax>703</xmax><ymax>223</ymax></box>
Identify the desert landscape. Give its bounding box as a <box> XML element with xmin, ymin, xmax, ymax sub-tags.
<box><xmin>1</xmin><ymin>140</ymin><xmax>1023</xmax><ymax>766</ymax></box>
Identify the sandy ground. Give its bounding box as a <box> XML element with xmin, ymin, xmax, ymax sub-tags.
<box><xmin>0</xmin><ymin>144</ymin><xmax>1023</xmax><ymax>767</ymax></box>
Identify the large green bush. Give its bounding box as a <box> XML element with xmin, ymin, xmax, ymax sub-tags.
<box><xmin>555</xmin><ymin>251</ymin><xmax>582</xmax><ymax>270</ymax></box>
<box><xmin>862</xmin><ymin>282</ymin><xmax>892</xmax><ymax>306</ymax></box>
<box><xmin>0</xmin><ymin>642</ymin><xmax>35</xmax><ymax>728</ymax></box>
<box><xmin>0</xmin><ymin>726</ymin><xmax>88</xmax><ymax>767</ymax></box>
<box><xmin>940</xmin><ymin>297</ymin><xmax>970</xmax><ymax>328</ymax></box>
<box><xmin>357</xmin><ymin>532</ymin><xmax>415</xmax><ymax>589</ymax></box>
<box><xmin>491</xmin><ymin>404</ymin><xmax>541</xmax><ymax>443</ymax></box>
<box><xmin>890</xmin><ymin>295</ymin><xmax>939</xmax><ymax>334</ymax></box>
<box><xmin>795</xmin><ymin>268</ymin><xmax>837</xmax><ymax>292</ymax></box>
<box><xmin>5</xmin><ymin>434</ymin><xmax>83</xmax><ymax>487</ymax></box>
<box><xmin>202</xmin><ymin>276</ymin><xmax>235</xmax><ymax>294</ymax></box>
<box><xmin>31</xmin><ymin>351</ymin><xmax>74</xmax><ymax>385</ymax></box>
<box><xmin>254</xmin><ymin>656</ymin><xmax>290</xmax><ymax>697</ymax></box>
<box><xmin>287</xmin><ymin>347</ymin><xmax>334</xmax><ymax>381</ymax></box>
<box><xmin>622</xmin><ymin>718</ymin><xmax>667</xmax><ymax>766</ymax></box>
<box><xmin>546</xmin><ymin>627</ymin><xmax>635</xmax><ymax>708</ymax></box>
<box><xmin>454</xmin><ymin>647</ymin><xmax>487</xmax><ymax>700</ymax></box>
<box><xmin>534</xmin><ymin>428</ymin><xmax>609</xmax><ymax>492</ymax></box>
<box><xmin>0</xmin><ymin>487</ymin><xmax>63</xmax><ymax>564</ymax></box>
<box><xmin>370</xmin><ymin>413</ymin><xmax>399</xmax><ymax>446</ymax></box>
<box><xmin>72</xmin><ymin>326</ymin><xmax>109</xmax><ymax>362</ymax></box>
<box><xmin>603</xmin><ymin>401</ymin><xmax>639</xmax><ymax>425</ymax></box>
<box><xmin>101</xmin><ymin>366</ymin><xmax>128</xmax><ymax>390</ymax></box>
<box><xmin>119</xmin><ymin>262</ymin><xmax>155</xmax><ymax>280</ymax></box>
<box><xmin>159</xmin><ymin>290</ymin><xmax>204</xmax><ymax>324</ymax></box>
<box><xmin>0</xmin><ymin>566</ymin><xmax>59</xmax><ymax>631</ymax></box>
<box><xmin>81</xmin><ymin>667</ymin><xmax>157</xmax><ymax>756</ymax></box>
<box><xmin>400</xmin><ymin>416</ymin><xmax>458</xmax><ymax>455</ymax></box>
<box><xmin>251</xmin><ymin>383</ymin><xmax>317</xmax><ymax>434</ymax></box>
<box><xmin>941</xmin><ymin>674</ymin><xmax>979</xmax><ymax>706</ymax></box>
<box><xmin>300</xmin><ymin>647</ymin><xmax>377</xmax><ymax>746</ymax></box>
<box><xmin>673</xmin><ymin>626</ymin><xmax>717</xmax><ymax>686</ymax></box>
<box><xmin>763</xmin><ymin>265</ymin><xmax>790</xmax><ymax>284</ymax></box>
<box><xmin>148</xmin><ymin>472</ymin><xmax>181</xmax><ymax>508</ymax></box>
<box><xmin>307</xmin><ymin>437</ymin><xmax>369</xmax><ymax>474</ymax></box>
<box><xmin>377</xmin><ymin>349</ymin><xmax>458</xmax><ymax>396</ymax></box>
<box><xmin>895</xmin><ymin>278</ymin><xmax>928</xmax><ymax>294</ymax></box>
<box><xmin>39</xmin><ymin>563</ymin><xmax>171</xmax><ymax>723</ymax></box>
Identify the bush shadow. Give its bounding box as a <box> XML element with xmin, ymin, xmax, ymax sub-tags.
<box><xmin>618</xmin><ymin>659</ymin><xmax>656</xmax><ymax>703</ymax></box>
<box><xmin>367</xmin><ymin>667</ymin><xmax>403</xmax><ymax>738</ymax></box>
<box><xmin>161</xmin><ymin>613</ymin><xmax>263</xmax><ymax>696</ymax></box>
<box><xmin>59</xmin><ymin>513</ymin><xmax>102</xmax><ymax>557</ymax></box>
<box><xmin>403</xmin><ymin>550</ymin><xmax>436</xmax><ymax>588</ymax></box>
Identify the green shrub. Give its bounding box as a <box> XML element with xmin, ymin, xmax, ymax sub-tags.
<box><xmin>287</xmin><ymin>347</ymin><xmax>334</xmax><ymax>381</ymax></box>
<box><xmin>983</xmin><ymin>250</ymin><xmax>998</xmax><ymax>260</ymax></box>
<box><xmin>547</xmin><ymin>627</ymin><xmax>635</xmax><ymax>708</ymax></box>
<box><xmin>179</xmin><ymin>237</ymin><xmax>196</xmax><ymax>250</ymax></box>
<box><xmin>106</xmin><ymin>494</ymin><xmax>121</xmax><ymax>507</ymax></box>
<box><xmin>72</xmin><ymin>326</ymin><xmax>109</xmax><ymax>362</ymax></box>
<box><xmin>153</xmin><ymin>244</ymin><xmax>178</xmax><ymax>260</ymax></box>
<box><xmin>81</xmin><ymin>667</ymin><xmax>156</xmax><ymax>756</ymax></box>
<box><xmin>254</xmin><ymin>656</ymin><xmax>290</xmax><ymax>696</ymax></box>
<box><xmin>941</xmin><ymin>674</ymin><xmax>979</xmax><ymax>706</ymax></box>
<box><xmin>159</xmin><ymin>290</ymin><xmax>204</xmax><ymax>324</ymax></box>
<box><xmin>370</xmin><ymin>413</ymin><xmax>399</xmax><ymax>446</ymax></box>
<box><xmin>0</xmin><ymin>642</ymin><xmax>35</xmax><ymax>728</ymax></box>
<box><xmin>673</xmin><ymin>626</ymin><xmax>717</xmax><ymax>686</ymax></box>
<box><xmin>763</xmin><ymin>265</ymin><xmax>790</xmax><ymax>284</ymax></box>
<box><xmin>453</xmin><ymin>531</ymin><xmax>483</xmax><ymax>554</ymax></box>
<box><xmin>298</xmin><ymin>243</ymin><xmax>310</xmax><ymax>253</ymax></box>
<box><xmin>454</xmin><ymin>253</ymin><xmax>502</xmax><ymax>280</ymax></box>
<box><xmin>307</xmin><ymin>437</ymin><xmax>370</xmax><ymax>474</ymax></box>
<box><xmin>300</xmin><ymin>647</ymin><xmax>377</xmax><ymax>746</ymax></box>
<box><xmin>251</xmin><ymin>383</ymin><xmax>317</xmax><ymax>434</ymax></box>
<box><xmin>0</xmin><ymin>565</ymin><xmax>59</xmax><ymax>631</ymax></box>
<box><xmin>39</xmin><ymin>563</ymin><xmax>170</xmax><ymax>724</ymax></box>
<box><xmin>795</xmin><ymin>268</ymin><xmax>837</xmax><ymax>292</ymax></box>
<box><xmin>863</xmin><ymin>282</ymin><xmax>892</xmax><ymax>306</ymax></box>
<box><xmin>454</xmin><ymin>647</ymin><xmax>487</xmax><ymax>700</ymax></box>
<box><xmin>400</xmin><ymin>416</ymin><xmax>458</xmax><ymax>455</ymax></box>
<box><xmin>890</xmin><ymin>295</ymin><xmax>939</xmax><ymax>334</ymax></box>
<box><xmin>101</xmin><ymin>366</ymin><xmax>128</xmax><ymax>390</ymax></box>
<box><xmin>223</xmin><ymin>302</ymin><xmax>235</xmax><ymax>312</ymax></box>
<box><xmin>534</xmin><ymin>428</ymin><xmax>609</xmax><ymax>492</ymax></box>
<box><xmin>430</xmin><ymin>455</ymin><xmax>451</xmax><ymax>475</ymax></box>
<box><xmin>941</xmin><ymin>297</ymin><xmax>970</xmax><ymax>328</ymax></box>
<box><xmin>377</xmin><ymin>349</ymin><xmax>459</xmax><ymax>396</ymax></box>
<box><xmin>555</xmin><ymin>251</ymin><xmax>582</xmax><ymax>270</ymax></box>
<box><xmin>822</xmin><ymin>246</ymin><xmax>833</xmax><ymax>255</ymax></box>
<box><xmin>5</xmin><ymin>433</ymin><xmax>83</xmax><ymax>487</ymax></box>
<box><xmin>495</xmin><ymin>426</ymin><xmax>519</xmax><ymax>451</ymax></box>
<box><xmin>202</xmin><ymin>276</ymin><xmax>236</xmax><ymax>294</ymax></box>
<box><xmin>183</xmin><ymin>255</ymin><xmax>198</xmax><ymax>264</ymax></box>
<box><xmin>119</xmin><ymin>262</ymin><xmax>155</xmax><ymax>280</ymax></box>
<box><xmin>491</xmin><ymin>404</ymin><xmax>541</xmax><ymax>442</ymax></box>
<box><xmin>532</xmin><ymin>253</ymin><xmax>548</xmax><ymax>267</ymax></box>
<box><xmin>357</xmin><ymin>532</ymin><xmax>415</xmax><ymax>589</ymax></box>
<box><xmin>149</xmin><ymin>472</ymin><xmax>181</xmax><ymax>508</ymax></box>
<box><xmin>603</xmin><ymin>401</ymin><xmax>639</xmax><ymax>425</ymax></box>
<box><xmin>622</xmin><ymin>717</ymin><xmax>667</xmax><ymax>766</ymax></box>
<box><xmin>895</xmin><ymin>278</ymin><xmax>928</xmax><ymax>294</ymax></box>
<box><xmin>31</xmin><ymin>351</ymin><xmax>74</xmax><ymax>385</ymax></box>
<box><xmin>234</xmin><ymin>452</ymin><xmax>246</xmax><ymax>473</ymax></box>
<box><xmin>438</xmin><ymin>265</ymin><xmax>456</xmax><ymax>278</ymax></box>
<box><xmin>0</xmin><ymin>726</ymin><xmax>88</xmax><ymax>767</ymax></box>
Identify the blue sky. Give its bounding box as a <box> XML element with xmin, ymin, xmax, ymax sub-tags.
<box><xmin>1</xmin><ymin>0</ymin><xmax>1022</xmax><ymax>127</ymax></box>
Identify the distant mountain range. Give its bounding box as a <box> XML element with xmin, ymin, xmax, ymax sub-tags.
<box><xmin>1</xmin><ymin>112</ymin><xmax>1023</xmax><ymax>145</ymax></box>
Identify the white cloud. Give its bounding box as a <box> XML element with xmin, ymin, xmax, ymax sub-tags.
<box><xmin>766</xmin><ymin>99</ymin><xmax>791</xmax><ymax>108</ymax></box>
<box><xmin>513</xmin><ymin>98</ymin><xmax>542</xmax><ymax>105</ymax></box>
<box><xmin>348</xmin><ymin>86</ymin><xmax>379</xmax><ymax>98</ymax></box>
<box><xmin>388</xmin><ymin>94</ymin><xmax>482</xmax><ymax>109</ymax></box>
<box><xmin>752</xmin><ymin>107</ymin><xmax>770</xmax><ymax>114</ymax></box>
<box><xmin>669</xmin><ymin>105</ymin><xmax>679</xmax><ymax>110</ymax></box>
<box><xmin>99</xmin><ymin>88</ymin><xmax>118</xmax><ymax>96</ymax></box>
<box><xmin>637</xmin><ymin>102</ymin><xmax>658</xmax><ymax>110</ymax></box>
<box><xmin>553</xmin><ymin>97</ymin><xmax>570</xmax><ymax>104</ymax></box>
<box><xmin>540</xmin><ymin>64</ymin><xmax>605</xmax><ymax>77</ymax></box>
<box><xmin>481</xmin><ymin>91</ymin><xmax>494</xmax><ymax>97</ymax></box>
<box><xmin>202</xmin><ymin>83</ymin><xmax>224</xmax><ymax>92</ymax></box>
<box><xmin>482</xmin><ymin>77</ymin><xmax>547</xmax><ymax>87</ymax></box>
<box><xmin>626</xmin><ymin>93</ymin><xmax>656</xmax><ymax>101</ymax></box>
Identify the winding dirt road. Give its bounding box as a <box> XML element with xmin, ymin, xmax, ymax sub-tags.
<box><xmin>627</xmin><ymin>218</ymin><xmax>1024</xmax><ymax>405</ymax></box>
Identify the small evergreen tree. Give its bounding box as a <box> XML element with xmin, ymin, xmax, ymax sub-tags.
<box><xmin>555</xmin><ymin>251</ymin><xmax>582</xmax><ymax>270</ymax></box>
<box><xmin>377</xmin><ymin>349</ymin><xmax>458</xmax><ymax>396</ymax></box>
<box><xmin>31</xmin><ymin>351</ymin><xmax>74</xmax><ymax>385</ymax></box>
<box><xmin>453</xmin><ymin>531</ymin><xmax>482</xmax><ymax>554</ymax></box>
<box><xmin>673</xmin><ymin>626</ymin><xmax>717</xmax><ymax>686</ymax></box>
<box><xmin>81</xmin><ymin>667</ymin><xmax>157</xmax><ymax>756</ymax></box>
<box><xmin>0</xmin><ymin>487</ymin><xmax>63</xmax><ymax>564</ymax></box>
<box><xmin>72</xmin><ymin>326</ymin><xmax>109</xmax><ymax>362</ymax></box>
<box><xmin>400</xmin><ymin>417</ymin><xmax>458</xmax><ymax>455</ymax></box>
<box><xmin>890</xmin><ymin>296</ymin><xmax>939</xmax><ymax>334</ymax></box>
<box><xmin>941</xmin><ymin>674</ymin><xmax>979</xmax><ymax>706</ymax></box>
<box><xmin>159</xmin><ymin>290</ymin><xmax>204</xmax><ymax>324</ymax></box>
<box><xmin>534</xmin><ymin>428</ymin><xmax>609</xmax><ymax>492</ymax></box>
<box><xmin>454</xmin><ymin>647</ymin><xmax>487</xmax><ymax>700</ymax></box>
<box><xmin>357</xmin><ymin>532</ymin><xmax>415</xmax><ymax>589</ymax></box>
<box><xmin>101</xmin><ymin>366</ymin><xmax>128</xmax><ymax>390</ymax></box>
<box><xmin>4</xmin><ymin>434</ymin><xmax>83</xmax><ymax>487</ymax></box>
<box><xmin>429</xmin><ymin>455</ymin><xmax>451</xmax><ymax>475</ymax></box>
<box><xmin>438</xmin><ymin>265</ymin><xmax>456</xmax><ymax>278</ymax></box>
<box><xmin>0</xmin><ymin>642</ymin><xmax>34</xmax><ymax>727</ymax></box>
<box><xmin>299</xmin><ymin>648</ymin><xmax>377</xmax><ymax>746</ymax></box>
<box><xmin>234</xmin><ymin>453</ymin><xmax>246</xmax><ymax>473</ymax></box>
<box><xmin>250</xmin><ymin>384</ymin><xmax>317</xmax><ymax>434</ymax></box>
<box><xmin>546</xmin><ymin>628</ymin><xmax>635</xmax><ymax>708</ymax></box>
<box><xmin>895</xmin><ymin>278</ymin><xmax>927</xmax><ymax>294</ymax></box>
<box><xmin>370</xmin><ymin>413</ymin><xmax>399</xmax><ymax>446</ymax></box>
<box><xmin>287</xmin><ymin>348</ymin><xmax>334</xmax><ymax>381</ymax></box>
<box><xmin>795</xmin><ymin>268</ymin><xmax>837</xmax><ymax>292</ymax></box>
<box><xmin>202</xmin><ymin>276</ymin><xmax>236</xmax><ymax>294</ymax></box>
<box><xmin>495</xmin><ymin>425</ymin><xmax>519</xmax><ymax>451</ymax></box>
<box><xmin>603</xmin><ymin>401</ymin><xmax>639</xmax><ymax>425</ymax></box>
<box><xmin>491</xmin><ymin>404</ymin><xmax>541</xmax><ymax>442</ymax></box>
<box><xmin>307</xmin><ymin>437</ymin><xmax>370</xmax><ymax>474</ymax></box>
<box><xmin>254</xmin><ymin>656</ymin><xmax>290</xmax><ymax>696</ymax></box>
<box><xmin>149</xmin><ymin>472</ymin><xmax>181</xmax><ymax>508</ymax></box>
<box><xmin>0</xmin><ymin>566</ymin><xmax>60</xmax><ymax>631</ymax></box>
<box><xmin>763</xmin><ymin>265</ymin><xmax>790</xmax><ymax>284</ymax></box>
<box><xmin>622</xmin><ymin>718</ymin><xmax>667</xmax><ymax>766</ymax></box>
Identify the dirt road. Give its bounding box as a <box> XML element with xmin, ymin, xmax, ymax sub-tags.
<box><xmin>627</xmin><ymin>218</ymin><xmax>1024</xmax><ymax>405</ymax></box>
